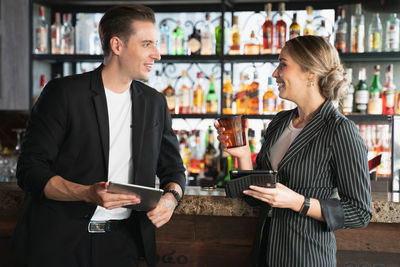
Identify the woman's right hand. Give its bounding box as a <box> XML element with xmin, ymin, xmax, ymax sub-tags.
<box><xmin>213</xmin><ymin>119</ymin><xmax>251</xmax><ymax>160</ymax></box>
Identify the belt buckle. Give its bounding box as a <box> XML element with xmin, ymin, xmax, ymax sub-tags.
<box><xmin>88</xmin><ymin>221</ymin><xmax>108</xmax><ymax>233</ymax></box>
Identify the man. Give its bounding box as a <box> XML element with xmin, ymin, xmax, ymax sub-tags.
<box><xmin>13</xmin><ymin>4</ymin><xmax>185</xmax><ymax>267</ymax></box>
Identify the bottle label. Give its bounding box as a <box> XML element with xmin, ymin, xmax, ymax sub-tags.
<box><xmin>160</xmin><ymin>34</ymin><xmax>169</xmax><ymax>55</ymax></box>
<box><xmin>335</xmin><ymin>31</ymin><xmax>347</xmax><ymax>52</ymax></box>
<box><xmin>372</xmin><ymin>32</ymin><xmax>382</xmax><ymax>50</ymax></box>
<box><xmin>384</xmin><ymin>91</ymin><xmax>395</xmax><ymax>108</ymax></box>
<box><xmin>193</xmin><ymin>89</ymin><xmax>204</xmax><ymax>107</ymax></box>
<box><xmin>36</xmin><ymin>27</ymin><xmax>47</xmax><ymax>52</ymax></box>
<box><xmin>263</xmin><ymin>98</ymin><xmax>276</xmax><ymax>112</ymax></box>
<box><xmin>223</xmin><ymin>93</ymin><xmax>233</xmax><ymax>109</ymax></box>
<box><xmin>232</xmin><ymin>32</ymin><xmax>240</xmax><ymax>46</ymax></box>
<box><xmin>206</xmin><ymin>100</ymin><xmax>218</xmax><ymax>113</ymax></box>
<box><xmin>165</xmin><ymin>93</ymin><xmax>175</xmax><ymax>111</ymax></box>
<box><xmin>264</xmin><ymin>25</ymin><xmax>273</xmax><ymax>48</ymax></box>
<box><xmin>278</xmin><ymin>25</ymin><xmax>286</xmax><ymax>49</ymax></box>
<box><xmin>368</xmin><ymin>97</ymin><xmax>383</xmax><ymax>114</ymax></box>
<box><xmin>188</xmin><ymin>37</ymin><xmax>201</xmax><ymax>54</ymax></box>
<box><xmin>355</xmin><ymin>90</ymin><xmax>369</xmax><ymax>104</ymax></box>
<box><xmin>387</xmin><ymin>25</ymin><xmax>399</xmax><ymax>50</ymax></box>
<box><xmin>356</xmin><ymin>25</ymin><xmax>365</xmax><ymax>52</ymax></box>
<box><xmin>179</xmin><ymin>87</ymin><xmax>191</xmax><ymax>107</ymax></box>
<box><xmin>342</xmin><ymin>95</ymin><xmax>353</xmax><ymax>113</ymax></box>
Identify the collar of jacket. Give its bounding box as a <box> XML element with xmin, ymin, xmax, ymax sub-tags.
<box><xmin>262</xmin><ymin>100</ymin><xmax>340</xmax><ymax>173</ymax></box>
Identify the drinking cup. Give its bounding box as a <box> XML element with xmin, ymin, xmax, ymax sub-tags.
<box><xmin>218</xmin><ymin>115</ymin><xmax>246</xmax><ymax>148</ymax></box>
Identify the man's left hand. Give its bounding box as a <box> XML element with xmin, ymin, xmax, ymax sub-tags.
<box><xmin>146</xmin><ymin>193</ymin><xmax>177</xmax><ymax>228</ymax></box>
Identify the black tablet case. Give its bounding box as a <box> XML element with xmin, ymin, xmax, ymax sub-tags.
<box><xmin>225</xmin><ymin>170</ymin><xmax>278</xmax><ymax>198</ymax></box>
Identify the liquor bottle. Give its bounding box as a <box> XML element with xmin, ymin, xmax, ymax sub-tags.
<box><xmin>172</xmin><ymin>20</ymin><xmax>185</xmax><ymax>55</ymax></box>
<box><xmin>248</xmin><ymin>70</ymin><xmax>260</xmax><ymax>114</ymax></box>
<box><xmin>382</xmin><ymin>64</ymin><xmax>396</xmax><ymax>115</ymax></box>
<box><xmin>262</xmin><ymin>3</ymin><xmax>274</xmax><ymax>54</ymax></box>
<box><xmin>368</xmin><ymin>65</ymin><xmax>383</xmax><ymax>114</ymax></box>
<box><xmin>277</xmin><ymin>98</ymin><xmax>294</xmax><ymax>111</ymax></box>
<box><xmin>376</xmin><ymin>125</ymin><xmax>391</xmax><ymax>178</ymax></box>
<box><xmin>189</xmin><ymin>130</ymin><xmax>202</xmax><ymax>177</ymax></box>
<box><xmin>235</xmin><ymin>73</ymin><xmax>249</xmax><ymax>114</ymax></box>
<box><xmin>334</xmin><ymin>6</ymin><xmax>347</xmax><ymax>53</ymax></box>
<box><xmin>353</xmin><ymin>68</ymin><xmax>369</xmax><ymax>114</ymax></box>
<box><xmin>350</xmin><ymin>3</ymin><xmax>365</xmax><ymax>53</ymax></box>
<box><xmin>222</xmin><ymin>71</ymin><xmax>233</xmax><ymax>114</ymax></box>
<box><xmin>61</xmin><ymin>13</ymin><xmax>74</xmax><ymax>54</ymax></box>
<box><xmin>289</xmin><ymin>13</ymin><xmax>301</xmax><ymax>39</ymax></box>
<box><xmin>163</xmin><ymin>78</ymin><xmax>176</xmax><ymax>114</ymax></box>
<box><xmin>204</xmin><ymin>126</ymin><xmax>217</xmax><ymax>178</ymax></box>
<box><xmin>201</xmin><ymin>13</ymin><xmax>214</xmax><ymax>55</ymax></box>
<box><xmin>75</xmin><ymin>13</ymin><xmax>92</xmax><ymax>54</ymax></box>
<box><xmin>396</xmin><ymin>85</ymin><xmax>400</xmax><ymax>115</ymax></box>
<box><xmin>160</xmin><ymin>21</ymin><xmax>170</xmax><ymax>55</ymax></box>
<box><xmin>263</xmin><ymin>77</ymin><xmax>277</xmax><ymax>114</ymax></box>
<box><xmin>342</xmin><ymin>68</ymin><xmax>355</xmax><ymax>115</ymax></box>
<box><xmin>90</xmin><ymin>22</ymin><xmax>102</xmax><ymax>55</ymax></box>
<box><xmin>35</xmin><ymin>6</ymin><xmax>48</xmax><ymax>54</ymax></box>
<box><xmin>34</xmin><ymin>74</ymin><xmax>46</xmax><ymax>103</ymax></box>
<box><xmin>151</xmin><ymin>70</ymin><xmax>163</xmax><ymax>93</ymax></box>
<box><xmin>368</xmin><ymin>13</ymin><xmax>383</xmax><ymax>52</ymax></box>
<box><xmin>188</xmin><ymin>26</ymin><xmax>201</xmax><ymax>55</ymax></box>
<box><xmin>229</xmin><ymin>16</ymin><xmax>240</xmax><ymax>55</ymax></box>
<box><xmin>178</xmin><ymin>70</ymin><xmax>192</xmax><ymax>114</ymax></box>
<box><xmin>51</xmin><ymin>12</ymin><xmax>62</xmax><ymax>54</ymax></box>
<box><xmin>193</xmin><ymin>72</ymin><xmax>205</xmax><ymax>114</ymax></box>
<box><xmin>179</xmin><ymin>131</ymin><xmax>189</xmax><ymax>170</ymax></box>
<box><xmin>303</xmin><ymin>6</ymin><xmax>315</xmax><ymax>36</ymax></box>
<box><xmin>206</xmin><ymin>75</ymin><xmax>218</xmax><ymax>114</ymax></box>
<box><xmin>275</xmin><ymin>3</ymin><xmax>287</xmax><ymax>54</ymax></box>
<box><xmin>385</xmin><ymin>13</ymin><xmax>400</xmax><ymax>52</ymax></box>
<box><xmin>215</xmin><ymin>17</ymin><xmax>227</xmax><ymax>55</ymax></box>
<box><xmin>244</xmin><ymin>30</ymin><xmax>260</xmax><ymax>55</ymax></box>
<box><xmin>316</xmin><ymin>20</ymin><xmax>330</xmax><ymax>41</ymax></box>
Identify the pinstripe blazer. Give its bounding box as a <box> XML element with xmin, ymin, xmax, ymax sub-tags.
<box><xmin>253</xmin><ymin>100</ymin><xmax>372</xmax><ymax>267</ymax></box>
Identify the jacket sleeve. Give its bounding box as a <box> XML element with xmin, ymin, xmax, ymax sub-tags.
<box><xmin>321</xmin><ymin>119</ymin><xmax>372</xmax><ymax>231</ymax></box>
<box><xmin>156</xmin><ymin>95</ymin><xmax>186</xmax><ymax>194</ymax></box>
<box><xmin>16</xmin><ymin>79</ymin><xmax>68</xmax><ymax>198</ymax></box>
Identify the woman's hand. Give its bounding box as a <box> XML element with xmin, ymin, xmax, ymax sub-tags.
<box><xmin>243</xmin><ymin>183</ymin><xmax>304</xmax><ymax>212</ymax></box>
<box><xmin>213</xmin><ymin>119</ymin><xmax>251</xmax><ymax>159</ymax></box>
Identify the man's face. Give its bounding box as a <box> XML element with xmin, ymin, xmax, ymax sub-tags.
<box><xmin>119</xmin><ymin>20</ymin><xmax>161</xmax><ymax>81</ymax></box>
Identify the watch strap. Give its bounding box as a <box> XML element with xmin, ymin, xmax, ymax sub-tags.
<box><xmin>163</xmin><ymin>189</ymin><xmax>182</xmax><ymax>209</ymax></box>
<box><xmin>299</xmin><ymin>197</ymin><xmax>310</xmax><ymax>216</ymax></box>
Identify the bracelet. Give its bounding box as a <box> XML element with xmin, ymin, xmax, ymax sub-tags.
<box><xmin>299</xmin><ymin>197</ymin><xmax>310</xmax><ymax>217</ymax></box>
<box><xmin>163</xmin><ymin>189</ymin><xmax>182</xmax><ymax>209</ymax></box>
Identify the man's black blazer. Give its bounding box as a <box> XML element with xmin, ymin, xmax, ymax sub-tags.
<box><xmin>13</xmin><ymin>65</ymin><xmax>186</xmax><ymax>266</ymax></box>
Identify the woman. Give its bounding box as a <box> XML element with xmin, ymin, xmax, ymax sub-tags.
<box><xmin>215</xmin><ymin>36</ymin><xmax>372</xmax><ymax>267</ymax></box>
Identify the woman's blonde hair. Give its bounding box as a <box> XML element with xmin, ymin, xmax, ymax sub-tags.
<box><xmin>283</xmin><ymin>35</ymin><xmax>348</xmax><ymax>101</ymax></box>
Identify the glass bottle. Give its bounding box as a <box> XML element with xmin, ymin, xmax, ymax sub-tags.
<box><xmin>215</xmin><ymin>17</ymin><xmax>227</xmax><ymax>55</ymax></box>
<box><xmin>163</xmin><ymin>78</ymin><xmax>176</xmax><ymax>114</ymax></box>
<box><xmin>160</xmin><ymin>21</ymin><xmax>170</xmax><ymax>55</ymax></box>
<box><xmin>51</xmin><ymin>12</ymin><xmax>62</xmax><ymax>54</ymax></box>
<box><xmin>353</xmin><ymin>68</ymin><xmax>369</xmax><ymax>114</ymax></box>
<box><xmin>247</xmin><ymin>70</ymin><xmax>260</xmax><ymax>114</ymax></box>
<box><xmin>90</xmin><ymin>22</ymin><xmax>101</xmax><ymax>55</ymax></box>
<box><xmin>61</xmin><ymin>13</ymin><xmax>74</xmax><ymax>54</ymax></box>
<box><xmin>229</xmin><ymin>16</ymin><xmax>240</xmax><ymax>55</ymax></box>
<box><xmin>235</xmin><ymin>73</ymin><xmax>249</xmax><ymax>114</ymax></box>
<box><xmin>303</xmin><ymin>6</ymin><xmax>315</xmax><ymax>36</ymax></box>
<box><xmin>263</xmin><ymin>77</ymin><xmax>277</xmax><ymax>114</ymax></box>
<box><xmin>206</xmin><ymin>75</ymin><xmax>218</xmax><ymax>114</ymax></box>
<box><xmin>188</xmin><ymin>26</ymin><xmax>201</xmax><ymax>55</ymax></box>
<box><xmin>222</xmin><ymin>71</ymin><xmax>233</xmax><ymax>114</ymax></box>
<box><xmin>342</xmin><ymin>68</ymin><xmax>355</xmax><ymax>115</ymax></box>
<box><xmin>334</xmin><ymin>6</ymin><xmax>347</xmax><ymax>53</ymax></box>
<box><xmin>350</xmin><ymin>3</ymin><xmax>365</xmax><ymax>53</ymax></box>
<box><xmin>35</xmin><ymin>6</ymin><xmax>48</xmax><ymax>54</ymax></box>
<box><xmin>151</xmin><ymin>70</ymin><xmax>163</xmax><ymax>93</ymax></box>
<box><xmin>289</xmin><ymin>13</ymin><xmax>300</xmax><ymax>40</ymax></box>
<box><xmin>382</xmin><ymin>64</ymin><xmax>396</xmax><ymax>115</ymax></box>
<box><xmin>193</xmin><ymin>72</ymin><xmax>205</xmax><ymax>114</ymax></box>
<box><xmin>204</xmin><ymin>126</ymin><xmax>217</xmax><ymax>178</ymax></box>
<box><xmin>368</xmin><ymin>13</ymin><xmax>383</xmax><ymax>52</ymax></box>
<box><xmin>275</xmin><ymin>2</ymin><xmax>287</xmax><ymax>54</ymax></box>
<box><xmin>244</xmin><ymin>30</ymin><xmax>260</xmax><ymax>55</ymax></box>
<box><xmin>368</xmin><ymin>65</ymin><xmax>383</xmax><ymax>114</ymax></box>
<box><xmin>172</xmin><ymin>20</ymin><xmax>185</xmax><ymax>55</ymax></box>
<box><xmin>262</xmin><ymin>3</ymin><xmax>274</xmax><ymax>54</ymax></box>
<box><xmin>178</xmin><ymin>70</ymin><xmax>192</xmax><ymax>114</ymax></box>
<box><xmin>385</xmin><ymin>13</ymin><xmax>400</xmax><ymax>52</ymax></box>
<box><xmin>316</xmin><ymin>20</ymin><xmax>330</xmax><ymax>41</ymax></box>
<box><xmin>396</xmin><ymin>86</ymin><xmax>400</xmax><ymax>115</ymax></box>
<box><xmin>201</xmin><ymin>13</ymin><xmax>214</xmax><ymax>55</ymax></box>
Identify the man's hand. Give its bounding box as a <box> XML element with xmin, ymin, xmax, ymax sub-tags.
<box><xmin>146</xmin><ymin>193</ymin><xmax>177</xmax><ymax>228</ymax></box>
<box><xmin>87</xmin><ymin>181</ymin><xmax>141</xmax><ymax>210</ymax></box>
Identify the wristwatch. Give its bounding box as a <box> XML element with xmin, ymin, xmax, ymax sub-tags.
<box><xmin>299</xmin><ymin>197</ymin><xmax>310</xmax><ymax>216</ymax></box>
<box><xmin>163</xmin><ymin>189</ymin><xmax>182</xmax><ymax>209</ymax></box>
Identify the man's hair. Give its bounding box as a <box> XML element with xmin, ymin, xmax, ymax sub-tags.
<box><xmin>99</xmin><ymin>4</ymin><xmax>155</xmax><ymax>56</ymax></box>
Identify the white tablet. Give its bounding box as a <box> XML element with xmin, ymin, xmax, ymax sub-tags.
<box><xmin>107</xmin><ymin>182</ymin><xmax>164</xmax><ymax>211</ymax></box>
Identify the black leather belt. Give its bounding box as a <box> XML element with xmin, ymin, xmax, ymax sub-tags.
<box><xmin>88</xmin><ymin>220</ymin><xmax>128</xmax><ymax>233</ymax></box>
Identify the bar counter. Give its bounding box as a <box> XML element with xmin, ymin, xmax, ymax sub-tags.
<box><xmin>1</xmin><ymin>183</ymin><xmax>400</xmax><ymax>266</ymax></box>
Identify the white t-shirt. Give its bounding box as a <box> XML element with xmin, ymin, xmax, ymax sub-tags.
<box><xmin>91</xmin><ymin>87</ymin><xmax>133</xmax><ymax>221</ymax></box>
<box><xmin>269</xmin><ymin>120</ymin><xmax>303</xmax><ymax>170</ymax></box>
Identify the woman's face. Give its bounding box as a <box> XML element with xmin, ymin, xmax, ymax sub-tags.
<box><xmin>272</xmin><ymin>48</ymin><xmax>310</xmax><ymax>103</ymax></box>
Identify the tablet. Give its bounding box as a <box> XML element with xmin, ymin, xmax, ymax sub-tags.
<box><xmin>107</xmin><ymin>182</ymin><xmax>164</xmax><ymax>211</ymax></box>
<box><xmin>225</xmin><ymin>170</ymin><xmax>278</xmax><ymax>198</ymax></box>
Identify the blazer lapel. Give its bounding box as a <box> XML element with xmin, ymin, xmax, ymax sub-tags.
<box><xmin>131</xmin><ymin>81</ymin><xmax>145</xmax><ymax>183</ymax></box>
<box><xmin>90</xmin><ymin>64</ymin><xmax>110</xmax><ymax>173</ymax></box>
<box><xmin>278</xmin><ymin>101</ymin><xmax>336</xmax><ymax>171</ymax></box>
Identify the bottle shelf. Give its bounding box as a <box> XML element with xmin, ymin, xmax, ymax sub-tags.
<box><xmin>32</xmin><ymin>52</ymin><xmax>400</xmax><ymax>64</ymax></box>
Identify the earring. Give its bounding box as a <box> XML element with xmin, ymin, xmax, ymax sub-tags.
<box><xmin>308</xmin><ymin>80</ymin><xmax>315</xmax><ymax>87</ymax></box>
